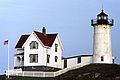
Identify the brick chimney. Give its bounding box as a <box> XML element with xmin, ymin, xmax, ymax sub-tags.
<box><xmin>42</xmin><ymin>27</ymin><xmax>46</xmax><ymax>35</ymax></box>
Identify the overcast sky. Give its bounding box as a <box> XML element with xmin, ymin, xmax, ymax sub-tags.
<box><xmin>0</xmin><ymin>0</ymin><xmax>120</xmax><ymax>74</ymax></box>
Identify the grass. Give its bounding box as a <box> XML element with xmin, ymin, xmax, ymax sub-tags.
<box><xmin>1</xmin><ymin>64</ymin><xmax>120</xmax><ymax>80</ymax></box>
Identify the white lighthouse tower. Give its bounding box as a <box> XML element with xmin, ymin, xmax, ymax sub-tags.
<box><xmin>91</xmin><ymin>10</ymin><xmax>114</xmax><ymax>63</ymax></box>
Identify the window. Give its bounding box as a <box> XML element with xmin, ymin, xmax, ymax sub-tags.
<box><xmin>55</xmin><ymin>44</ymin><xmax>58</xmax><ymax>52</ymax></box>
<box><xmin>101</xmin><ymin>56</ymin><xmax>104</xmax><ymax>61</ymax></box>
<box><xmin>98</xmin><ymin>16</ymin><xmax>101</xmax><ymax>20</ymax></box>
<box><xmin>104</xmin><ymin>16</ymin><xmax>107</xmax><ymax>20</ymax></box>
<box><xmin>29</xmin><ymin>54</ymin><xmax>38</xmax><ymax>63</ymax></box>
<box><xmin>78</xmin><ymin>57</ymin><xmax>81</xmax><ymax>63</ymax></box>
<box><xmin>55</xmin><ymin>56</ymin><xmax>58</xmax><ymax>62</ymax></box>
<box><xmin>17</xmin><ymin>56</ymin><xmax>21</xmax><ymax>62</ymax></box>
<box><xmin>47</xmin><ymin>54</ymin><xmax>50</xmax><ymax>63</ymax></box>
<box><xmin>30</xmin><ymin>41</ymin><xmax>38</xmax><ymax>49</ymax></box>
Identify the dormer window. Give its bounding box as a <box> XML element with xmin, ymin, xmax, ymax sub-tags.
<box><xmin>30</xmin><ymin>41</ymin><xmax>38</xmax><ymax>49</ymax></box>
<box><xmin>55</xmin><ymin>43</ymin><xmax>58</xmax><ymax>52</ymax></box>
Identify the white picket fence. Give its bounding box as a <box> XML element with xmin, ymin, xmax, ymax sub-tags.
<box><xmin>6</xmin><ymin>62</ymin><xmax>90</xmax><ymax>77</ymax></box>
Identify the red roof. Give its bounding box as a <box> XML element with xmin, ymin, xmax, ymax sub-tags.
<box><xmin>15</xmin><ymin>31</ymin><xmax>57</xmax><ymax>48</ymax></box>
<box><xmin>15</xmin><ymin>35</ymin><xmax>29</xmax><ymax>48</ymax></box>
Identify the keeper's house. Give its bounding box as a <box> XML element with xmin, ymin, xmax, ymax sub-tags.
<box><xmin>14</xmin><ymin>27</ymin><xmax>64</xmax><ymax>71</ymax></box>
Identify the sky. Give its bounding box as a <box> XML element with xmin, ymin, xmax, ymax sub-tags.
<box><xmin>0</xmin><ymin>0</ymin><xmax>120</xmax><ymax>74</ymax></box>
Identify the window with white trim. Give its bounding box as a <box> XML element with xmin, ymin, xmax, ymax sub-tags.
<box><xmin>29</xmin><ymin>54</ymin><xmax>38</xmax><ymax>63</ymax></box>
<box><xmin>101</xmin><ymin>56</ymin><xmax>104</xmax><ymax>61</ymax></box>
<box><xmin>30</xmin><ymin>41</ymin><xmax>38</xmax><ymax>49</ymax></box>
<box><xmin>55</xmin><ymin>43</ymin><xmax>58</xmax><ymax>52</ymax></box>
<box><xmin>55</xmin><ymin>56</ymin><xmax>58</xmax><ymax>62</ymax></box>
<box><xmin>78</xmin><ymin>57</ymin><xmax>81</xmax><ymax>63</ymax></box>
<box><xmin>47</xmin><ymin>54</ymin><xmax>50</xmax><ymax>63</ymax></box>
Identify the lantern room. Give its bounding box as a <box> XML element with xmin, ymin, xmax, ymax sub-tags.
<box><xmin>91</xmin><ymin>10</ymin><xmax>114</xmax><ymax>26</ymax></box>
<box><xmin>97</xmin><ymin>10</ymin><xmax>108</xmax><ymax>20</ymax></box>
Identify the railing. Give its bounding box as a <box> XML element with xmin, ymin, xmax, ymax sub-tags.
<box><xmin>6</xmin><ymin>69</ymin><xmax>55</xmax><ymax>77</ymax></box>
<box><xmin>6</xmin><ymin>62</ymin><xmax>91</xmax><ymax>77</ymax></box>
<box><xmin>108</xmin><ymin>19</ymin><xmax>114</xmax><ymax>25</ymax></box>
<box><xmin>91</xmin><ymin>19</ymin><xmax>114</xmax><ymax>26</ymax></box>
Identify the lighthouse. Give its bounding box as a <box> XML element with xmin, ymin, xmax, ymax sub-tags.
<box><xmin>91</xmin><ymin>10</ymin><xmax>114</xmax><ymax>63</ymax></box>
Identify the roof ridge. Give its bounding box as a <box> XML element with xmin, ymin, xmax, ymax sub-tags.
<box><xmin>34</xmin><ymin>30</ymin><xmax>58</xmax><ymax>35</ymax></box>
<box><xmin>34</xmin><ymin>31</ymin><xmax>57</xmax><ymax>47</ymax></box>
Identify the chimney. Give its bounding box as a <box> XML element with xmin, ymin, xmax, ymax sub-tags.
<box><xmin>42</xmin><ymin>27</ymin><xmax>46</xmax><ymax>35</ymax></box>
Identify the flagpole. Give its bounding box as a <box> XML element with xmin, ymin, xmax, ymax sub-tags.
<box><xmin>7</xmin><ymin>40</ymin><xmax>10</xmax><ymax>78</ymax></box>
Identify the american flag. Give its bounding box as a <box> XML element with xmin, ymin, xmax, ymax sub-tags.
<box><xmin>4</xmin><ymin>40</ymin><xmax>8</xmax><ymax>45</ymax></box>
